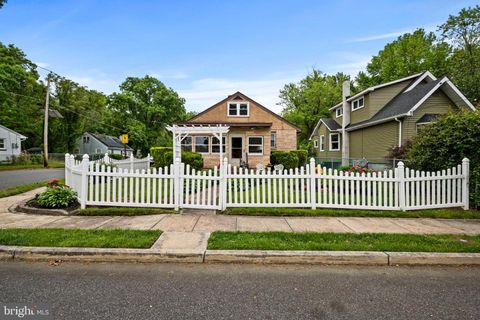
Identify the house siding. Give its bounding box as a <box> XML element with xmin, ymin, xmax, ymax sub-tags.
<box><xmin>350</xmin><ymin>80</ymin><xmax>412</xmax><ymax>125</ymax></box>
<box><xmin>349</xmin><ymin>121</ymin><xmax>398</xmax><ymax>162</ymax></box>
<box><xmin>315</xmin><ymin>124</ymin><xmax>342</xmax><ymax>159</ymax></box>
<box><xmin>402</xmin><ymin>90</ymin><xmax>457</xmax><ymax>143</ymax></box>
<box><xmin>0</xmin><ymin>126</ymin><xmax>24</xmax><ymax>161</ymax></box>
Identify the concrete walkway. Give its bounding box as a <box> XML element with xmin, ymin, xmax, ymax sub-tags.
<box><xmin>1</xmin><ymin>188</ymin><xmax>480</xmax><ymax>235</ymax></box>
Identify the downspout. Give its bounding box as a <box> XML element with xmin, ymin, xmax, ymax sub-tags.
<box><xmin>395</xmin><ymin>118</ymin><xmax>402</xmax><ymax>147</ymax></box>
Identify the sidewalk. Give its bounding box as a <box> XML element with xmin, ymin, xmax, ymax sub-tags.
<box><xmin>1</xmin><ymin>188</ymin><xmax>480</xmax><ymax>235</ymax></box>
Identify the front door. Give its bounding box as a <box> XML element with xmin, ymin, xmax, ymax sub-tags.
<box><xmin>230</xmin><ymin>136</ymin><xmax>243</xmax><ymax>166</ymax></box>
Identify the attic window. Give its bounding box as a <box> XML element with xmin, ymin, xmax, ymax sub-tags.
<box><xmin>352</xmin><ymin>97</ymin><xmax>364</xmax><ymax>111</ymax></box>
<box><xmin>336</xmin><ymin>108</ymin><xmax>343</xmax><ymax>118</ymax></box>
<box><xmin>228</xmin><ymin>102</ymin><xmax>249</xmax><ymax>116</ymax></box>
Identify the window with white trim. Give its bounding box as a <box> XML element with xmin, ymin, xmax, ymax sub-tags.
<box><xmin>248</xmin><ymin>136</ymin><xmax>263</xmax><ymax>155</ymax></box>
<box><xmin>0</xmin><ymin>138</ymin><xmax>5</xmax><ymax>149</ymax></box>
<box><xmin>329</xmin><ymin>133</ymin><xmax>340</xmax><ymax>151</ymax></box>
<box><xmin>95</xmin><ymin>148</ymin><xmax>102</xmax><ymax>154</ymax></box>
<box><xmin>181</xmin><ymin>136</ymin><xmax>192</xmax><ymax>152</ymax></box>
<box><xmin>336</xmin><ymin>108</ymin><xmax>343</xmax><ymax>118</ymax></box>
<box><xmin>211</xmin><ymin>136</ymin><xmax>226</xmax><ymax>153</ymax></box>
<box><xmin>228</xmin><ymin>102</ymin><xmax>249</xmax><ymax>116</ymax></box>
<box><xmin>270</xmin><ymin>132</ymin><xmax>276</xmax><ymax>149</ymax></box>
<box><xmin>351</xmin><ymin>97</ymin><xmax>364</xmax><ymax>111</ymax></box>
<box><xmin>195</xmin><ymin>136</ymin><xmax>210</xmax><ymax>153</ymax></box>
<box><xmin>320</xmin><ymin>135</ymin><xmax>325</xmax><ymax>151</ymax></box>
<box><xmin>313</xmin><ymin>139</ymin><xmax>318</xmax><ymax>148</ymax></box>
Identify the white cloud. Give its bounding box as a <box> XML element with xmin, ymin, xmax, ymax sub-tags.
<box><xmin>66</xmin><ymin>72</ymin><xmax>118</xmax><ymax>94</ymax></box>
<box><xmin>323</xmin><ymin>52</ymin><xmax>372</xmax><ymax>76</ymax></box>
<box><xmin>178</xmin><ymin>75</ymin><xmax>302</xmax><ymax>114</ymax></box>
<box><xmin>348</xmin><ymin>23</ymin><xmax>439</xmax><ymax>43</ymax></box>
<box><xmin>35</xmin><ymin>62</ymin><xmax>50</xmax><ymax>68</ymax></box>
<box><xmin>150</xmin><ymin>71</ymin><xmax>189</xmax><ymax>80</ymax></box>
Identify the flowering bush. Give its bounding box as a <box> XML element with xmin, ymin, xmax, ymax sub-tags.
<box><xmin>37</xmin><ymin>181</ymin><xmax>77</xmax><ymax>208</ymax></box>
<box><xmin>339</xmin><ymin>163</ymin><xmax>374</xmax><ymax>175</ymax></box>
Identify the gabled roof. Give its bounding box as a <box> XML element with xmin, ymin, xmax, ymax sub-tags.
<box><xmin>329</xmin><ymin>72</ymin><xmax>428</xmax><ymax>111</ymax></box>
<box><xmin>87</xmin><ymin>133</ymin><xmax>133</xmax><ymax>150</ymax></box>
<box><xmin>0</xmin><ymin>124</ymin><xmax>27</xmax><ymax>140</ymax></box>
<box><xmin>346</xmin><ymin>76</ymin><xmax>475</xmax><ymax>131</ymax></box>
<box><xmin>185</xmin><ymin>91</ymin><xmax>302</xmax><ymax>132</ymax></box>
<box><xmin>309</xmin><ymin>118</ymin><xmax>341</xmax><ymax>140</ymax></box>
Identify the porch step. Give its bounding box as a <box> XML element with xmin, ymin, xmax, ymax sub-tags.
<box><xmin>181</xmin><ymin>208</ymin><xmax>217</xmax><ymax>215</ymax></box>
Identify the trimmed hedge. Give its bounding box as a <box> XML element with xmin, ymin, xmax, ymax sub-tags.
<box><xmin>150</xmin><ymin>147</ymin><xmax>203</xmax><ymax>171</ymax></box>
<box><xmin>271</xmin><ymin>150</ymin><xmax>308</xmax><ymax>169</ymax></box>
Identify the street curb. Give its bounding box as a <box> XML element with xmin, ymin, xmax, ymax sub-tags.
<box><xmin>0</xmin><ymin>245</ymin><xmax>479</xmax><ymax>265</ymax></box>
<box><xmin>0</xmin><ymin>246</ymin><xmax>203</xmax><ymax>263</ymax></box>
<box><xmin>204</xmin><ymin>250</ymin><xmax>388</xmax><ymax>265</ymax></box>
<box><xmin>387</xmin><ymin>252</ymin><xmax>480</xmax><ymax>265</ymax></box>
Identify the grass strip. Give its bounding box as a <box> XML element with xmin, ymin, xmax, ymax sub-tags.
<box><xmin>76</xmin><ymin>207</ymin><xmax>177</xmax><ymax>216</ymax></box>
<box><xmin>0</xmin><ymin>179</ymin><xmax>65</xmax><ymax>198</ymax></box>
<box><xmin>0</xmin><ymin>162</ymin><xmax>64</xmax><ymax>171</ymax></box>
<box><xmin>223</xmin><ymin>207</ymin><xmax>480</xmax><ymax>219</ymax></box>
<box><xmin>0</xmin><ymin>228</ymin><xmax>161</xmax><ymax>248</ymax></box>
<box><xmin>208</xmin><ymin>231</ymin><xmax>480</xmax><ymax>253</ymax></box>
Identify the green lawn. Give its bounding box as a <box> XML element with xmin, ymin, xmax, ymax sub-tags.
<box><xmin>223</xmin><ymin>207</ymin><xmax>480</xmax><ymax>219</ymax></box>
<box><xmin>0</xmin><ymin>161</ymin><xmax>64</xmax><ymax>171</ymax></box>
<box><xmin>77</xmin><ymin>207</ymin><xmax>177</xmax><ymax>216</ymax></box>
<box><xmin>0</xmin><ymin>179</ymin><xmax>65</xmax><ymax>198</ymax></box>
<box><xmin>0</xmin><ymin>228</ymin><xmax>161</xmax><ymax>248</ymax></box>
<box><xmin>208</xmin><ymin>231</ymin><xmax>480</xmax><ymax>252</ymax></box>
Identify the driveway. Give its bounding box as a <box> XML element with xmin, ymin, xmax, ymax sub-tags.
<box><xmin>0</xmin><ymin>168</ymin><xmax>64</xmax><ymax>189</ymax></box>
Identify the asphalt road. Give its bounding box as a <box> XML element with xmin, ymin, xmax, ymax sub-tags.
<box><xmin>0</xmin><ymin>262</ymin><xmax>479</xmax><ymax>320</ymax></box>
<box><xmin>0</xmin><ymin>168</ymin><xmax>64</xmax><ymax>189</ymax></box>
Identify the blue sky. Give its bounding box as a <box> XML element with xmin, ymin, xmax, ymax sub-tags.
<box><xmin>0</xmin><ymin>0</ymin><xmax>477</xmax><ymax>113</ymax></box>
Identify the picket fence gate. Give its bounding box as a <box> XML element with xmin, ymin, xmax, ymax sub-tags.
<box><xmin>65</xmin><ymin>154</ymin><xmax>470</xmax><ymax>211</ymax></box>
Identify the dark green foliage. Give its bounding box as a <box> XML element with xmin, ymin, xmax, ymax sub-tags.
<box><xmin>270</xmin><ymin>151</ymin><xmax>299</xmax><ymax>169</ymax></box>
<box><xmin>8</xmin><ymin>153</ymin><xmax>42</xmax><ymax>165</ymax></box>
<box><xmin>407</xmin><ymin>110</ymin><xmax>480</xmax><ymax>208</ymax></box>
<box><xmin>291</xmin><ymin>150</ymin><xmax>308</xmax><ymax>166</ymax></box>
<box><xmin>36</xmin><ymin>186</ymin><xmax>77</xmax><ymax>208</ymax></box>
<box><xmin>109</xmin><ymin>153</ymin><xmax>124</xmax><ymax>160</ymax></box>
<box><xmin>150</xmin><ymin>147</ymin><xmax>203</xmax><ymax>170</ymax></box>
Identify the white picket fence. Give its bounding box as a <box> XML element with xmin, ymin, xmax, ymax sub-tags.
<box><xmin>65</xmin><ymin>154</ymin><xmax>470</xmax><ymax>211</ymax></box>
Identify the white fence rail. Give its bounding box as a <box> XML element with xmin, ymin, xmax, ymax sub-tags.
<box><xmin>65</xmin><ymin>154</ymin><xmax>470</xmax><ymax>211</ymax></box>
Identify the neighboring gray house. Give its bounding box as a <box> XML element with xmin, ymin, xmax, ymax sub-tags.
<box><xmin>75</xmin><ymin>132</ymin><xmax>133</xmax><ymax>156</ymax></box>
<box><xmin>0</xmin><ymin>124</ymin><xmax>27</xmax><ymax>162</ymax></box>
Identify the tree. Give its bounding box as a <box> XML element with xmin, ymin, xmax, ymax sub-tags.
<box><xmin>0</xmin><ymin>1</ymin><xmax>7</xmax><ymax>9</ymax></box>
<box><xmin>439</xmin><ymin>6</ymin><xmax>480</xmax><ymax>106</ymax></box>
<box><xmin>279</xmin><ymin>70</ymin><xmax>351</xmax><ymax>144</ymax></box>
<box><xmin>355</xmin><ymin>29</ymin><xmax>451</xmax><ymax>90</ymax></box>
<box><xmin>109</xmin><ymin>76</ymin><xmax>186</xmax><ymax>154</ymax></box>
<box><xmin>0</xmin><ymin>42</ymin><xmax>45</xmax><ymax>148</ymax></box>
<box><xmin>407</xmin><ymin>110</ymin><xmax>480</xmax><ymax>208</ymax></box>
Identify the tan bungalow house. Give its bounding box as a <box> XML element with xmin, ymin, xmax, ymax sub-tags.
<box><xmin>177</xmin><ymin>92</ymin><xmax>301</xmax><ymax>168</ymax></box>
<box><xmin>310</xmin><ymin>71</ymin><xmax>475</xmax><ymax>168</ymax></box>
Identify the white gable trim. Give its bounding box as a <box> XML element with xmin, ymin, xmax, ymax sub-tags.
<box><xmin>0</xmin><ymin>124</ymin><xmax>27</xmax><ymax>140</ymax></box>
<box><xmin>404</xmin><ymin>71</ymin><xmax>437</xmax><ymax>92</ymax></box>
<box><xmin>309</xmin><ymin>119</ymin><xmax>341</xmax><ymax>140</ymax></box>
<box><xmin>407</xmin><ymin>77</ymin><xmax>475</xmax><ymax>116</ymax></box>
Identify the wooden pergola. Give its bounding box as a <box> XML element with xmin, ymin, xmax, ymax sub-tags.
<box><xmin>166</xmin><ymin>124</ymin><xmax>230</xmax><ymax>166</ymax></box>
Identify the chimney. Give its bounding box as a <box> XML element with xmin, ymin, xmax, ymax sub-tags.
<box><xmin>341</xmin><ymin>80</ymin><xmax>350</xmax><ymax>166</ymax></box>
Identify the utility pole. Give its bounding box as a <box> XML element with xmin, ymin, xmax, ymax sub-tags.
<box><xmin>43</xmin><ymin>74</ymin><xmax>52</xmax><ymax>168</ymax></box>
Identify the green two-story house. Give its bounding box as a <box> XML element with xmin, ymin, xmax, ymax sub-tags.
<box><xmin>310</xmin><ymin>71</ymin><xmax>475</xmax><ymax>169</ymax></box>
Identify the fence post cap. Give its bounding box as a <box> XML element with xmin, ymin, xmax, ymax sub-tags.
<box><xmin>309</xmin><ymin>157</ymin><xmax>315</xmax><ymax>164</ymax></box>
<box><xmin>175</xmin><ymin>157</ymin><xmax>181</xmax><ymax>163</ymax></box>
<box><xmin>462</xmin><ymin>157</ymin><xmax>470</xmax><ymax>163</ymax></box>
<box><xmin>82</xmin><ymin>154</ymin><xmax>89</xmax><ymax>160</ymax></box>
<box><xmin>65</xmin><ymin>153</ymin><xmax>70</xmax><ymax>157</ymax></box>
<box><xmin>397</xmin><ymin>161</ymin><xmax>405</xmax><ymax>167</ymax></box>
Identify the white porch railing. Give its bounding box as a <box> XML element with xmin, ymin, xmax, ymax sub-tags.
<box><xmin>65</xmin><ymin>154</ymin><xmax>470</xmax><ymax>211</ymax></box>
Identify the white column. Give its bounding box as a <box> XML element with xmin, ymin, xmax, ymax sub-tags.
<box><xmin>397</xmin><ymin>161</ymin><xmax>406</xmax><ymax>211</ymax></box>
<box><xmin>309</xmin><ymin>158</ymin><xmax>316</xmax><ymax>209</ymax></box>
<box><xmin>64</xmin><ymin>153</ymin><xmax>70</xmax><ymax>186</ymax></box>
<box><xmin>173</xmin><ymin>157</ymin><xmax>181</xmax><ymax>211</ymax></box>
<box><xmin>462</xmin><ymin>158</ymin><xmax>470</xmax><ymax>210</ymax></box>
<box><xmin>80</xmin><ymin>154</ymin><xmax>89</xmax><ymax>209</ymax></box>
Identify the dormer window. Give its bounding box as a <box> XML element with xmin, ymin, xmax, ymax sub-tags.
<box><xmin>352</xmin><ymin>97</ymin><xmax>364</xmax><ymax>111</ymax></box>
<box><xmin>228</xmin><ymin>102</ymin><xmax>249</xmax><ymax>116</ymax></box>
<box><xmin>336</xmin><ymin>108</ymin><xmax>343</xmax><ymax>118</ymax></box>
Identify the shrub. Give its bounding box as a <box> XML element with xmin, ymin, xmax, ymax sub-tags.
<box><xmin>36</xmin><ymin>180</ymin><xmax>77</xmax><ymax>208</ymax></box>
<box><xmin>109</xmin><ymin>153</ymin><xmax>124</xmax><ymax>160</ymax></box>
<box><xmin>386</xmin><ymin>140</ymin><xmax>413</xmax><ymax>160</ymax></box>
<box><xmin>339</xmin><ymin>163</ymin><xmax>374</xmax><ymax>174</ymax></box>
<box><xmin>270</xmin><ymin>151</ymin><xmax>299</xmax><ymax>170</ymax></box>
<box><xmin>407</xmin><ymin>110</ymin><xmax>480</xmax><ymax>208</ymax></box>
<box><xmin>151</xmin><ymin>147</ymin><xmax>203</xmax><ymax>171</ymax></box>
<box><xmin>291</xmin><ymin>150</ymin><xmax>308</xmax><ymax>166</ymax></box>
<box><xmin>150</xmin><ymin>147</ymin><xmax>173</xmax><ymax>168</ymax></box>
<box><xmin>30</xmin><ymin>154</ymin><xmax>43</xmax><ymax>164</ymax></box>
